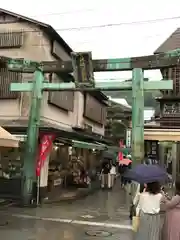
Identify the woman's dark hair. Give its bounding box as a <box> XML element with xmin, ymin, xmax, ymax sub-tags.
<box><xmin>175</xmin><ymin>178</ymin><xmax>180</xmax><ymax>195</ymax></box>
<box><xmin>146</xmin><ymin>182</ymin><xmax>161</xmax><ymax>194</ymax></box>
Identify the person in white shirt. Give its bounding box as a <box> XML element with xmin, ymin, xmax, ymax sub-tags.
<box><xmin>135</xmin><ymin>181</ymin><xmax>163</xmax><ymax>240</ymax></box>
<box><xmin>109</xmin><ymin>164</ymin><xmax>116</xmax><ymax>188</ymax></box>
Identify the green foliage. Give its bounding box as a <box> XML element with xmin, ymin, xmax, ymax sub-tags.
<box><xmin>108</xmin><ymin>120</ymin><xmax>127</xmax><ymax>140</ymax></box>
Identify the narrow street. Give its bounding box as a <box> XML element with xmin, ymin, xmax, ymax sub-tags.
<box><xmin>0</xmin><ymin>183</ymin><xmax>133</xmax><ymax>239</ymax></box>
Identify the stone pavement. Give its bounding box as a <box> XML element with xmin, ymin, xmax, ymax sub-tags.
<box><xmin>0</xmin><ymin>216</ymin><xmax>133</xmax><ymax>240</ymax></box>
<box><xmin>44</xmin><ymin>180</ymin><xmax>100</xmax><ymax>204</ymax></box>
<box><xmin>0</xmin><ymin>183</ymin><xmax>133</xmax><ymax>239</ymax></box>
<box><xmin>4</xmin><ymin>182</ymin><xmax>131</xmax><ymax>224</ymax></box>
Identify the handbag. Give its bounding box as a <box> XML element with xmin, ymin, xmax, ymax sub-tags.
<box><xmin>132</xmin><ymin>215</ymin><xmax>140</xmax><ymax>232</ymax></box>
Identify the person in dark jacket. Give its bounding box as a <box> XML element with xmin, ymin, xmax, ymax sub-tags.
<box><xmin>119</xmin><ymin>163</ymin><xmax>131</xmax><ymax>187</ymax></box>
<box><xmin>101</xmin><ymin>161</ymin><xmax>110</xmax><ymax>189</ymax></box>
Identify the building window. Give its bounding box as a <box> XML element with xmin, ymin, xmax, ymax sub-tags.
<box><xmin>48</xmin><ymin>73</ymin><xmax>74</xmax><ymax>111</ymax></box>
<box><xmin>84</xmin><ymin>93</ymin><xmax>107</xmax><ymax>125</ymax></box>
<box><xmin>0</xmin><ymin>31</ymin><xmax>24</xmax><ymax>48</ymax></box>
<box><xmin>0</xmin><ymin>68</ymin><xmax>22</xmax><ymax>99</ymax></box>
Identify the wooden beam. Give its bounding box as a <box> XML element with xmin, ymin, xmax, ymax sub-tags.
<box><xmin>2</xmin><ymin>49</ymin><xmax>180</xmax><ymax>73</ymax></box>
<box><xmin>25</xmin><ymin>55</ymin><xmax>180</xmax><ymax>73</ymax></box>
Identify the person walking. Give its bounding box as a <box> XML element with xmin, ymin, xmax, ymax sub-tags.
<box><xmin>100</xmin><ymin>161</ymin><xmax>110</xmax><ymax>189</ymax></box>
<box><xmin>161</xmin><ymin>178</ymin><xmax>180</xmax><ymax>240</ymax></box>
<box><xmin>135</xmin><ymin>181</ymin><xmax>163</xmax><ymax>240</ymax></box>
<box><xmin>109</xmin><ymin>164</ymin><xmax>116</xmax><ymax>188</ymax></box>
<box><xmin>118</xmin><ymin>164</ymin><xmax>127</xmax><ymax>187</ymax></box>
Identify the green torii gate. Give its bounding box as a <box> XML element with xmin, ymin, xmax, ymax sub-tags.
<box><xmin>4</xmin><ymin>48</ymin><xmax>177</xmax><ymax>205</ymax></box>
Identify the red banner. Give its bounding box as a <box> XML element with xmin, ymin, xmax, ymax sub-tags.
<box><xmin>36</xmin><ymin>133</ymin><xmax>55</xmax><ymax>177</ymax></box>
<box><xmin>118</xmin><ymin>140</ymin><xmax>124</xmax><ymax>162</ymax></box>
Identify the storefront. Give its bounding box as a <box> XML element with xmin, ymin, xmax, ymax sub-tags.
<box><xmin>0</xmin><ymin>147</ymin><xmax>22</xmax><ymax>198</ymax></box>
<box><xmin>0</xmin><ymin>127</ymin><xmax>122</xmax><ymax>201</ymax></box>
<box><xmin>46</xmin><ymin>140</ymin><xmax>104</xmax><ymax>199</ymax></box>
<box><xmin>0</xmin><ymin>136</ymin><xmax>103</xmax><ymax>200</ymax></box>
<box><xmin>144</xmin><ymin>128</ymin><xmax>180</xmax><ymax>184</ymax></box>
<box><xmin>0</xmin><ymin>130</ymin><xmax>21</xmax><ymax>198</ymax></box>
<box><xmin>47</xmin><ymin>142</ymin><xmax>70</xmax><ymax>193</ymax></box>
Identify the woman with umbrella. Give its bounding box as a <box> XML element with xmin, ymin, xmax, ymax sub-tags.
<box><xmin>124</xmin><ymin>164</ymin><xmax>168</xmax><ymax>240</ymax></box>
<box><xmin>135</xmin><ymin>181</ymin><xmax>163</xmax><ymax>240</ymax></box>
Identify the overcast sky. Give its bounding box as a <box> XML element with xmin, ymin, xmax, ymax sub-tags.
<box><xmin>1</xmin><ymin>0</ymin><xmax>180</xmax><ymax>117</ymax></box>
<box><xmin>2</xmin><ymin>0</ymin><xmax>180</xmax><ymax>80</ymax></box>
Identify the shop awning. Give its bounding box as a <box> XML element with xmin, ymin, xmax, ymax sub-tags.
<box><xmin>72</xmin><ymin>140</ymin><xmax>131</xmax><ymax>154</ymax></box>
<box><xmin>102</xmin><ymin>150</ymin><xmax>117</xmax><ymax>161</ymax></box>
<box><xmin>0</xmin><ymin>126</ymin><xmax>19</xmax><ymax>148</ymax></box>
<box><xmin>72</xmin><ymin>140</ymin><xmax>106</xmax><ymax>150</ymax></box>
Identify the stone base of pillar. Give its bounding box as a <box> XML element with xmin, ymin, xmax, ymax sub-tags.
<box><xmin>39</xmin><ymin>186</ymin><xmax>48</xmax><ymax>201</ymax></box>
<box><xmin>34</xmin><ymin>185</ymin><xmax>48</xmax><ymax>204</ymax></box>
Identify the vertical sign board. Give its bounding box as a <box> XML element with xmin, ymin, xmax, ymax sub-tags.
<box><xmin>126</xmin><ymin>129</ymin><xmax>131</xmax><ymax>148</ymax></box>
<box><xmin>148</xmin><ymin>141</ymin><xmax>159</xmax><ymax>164</ymax></box>
<box><xmin>71</xmin><ymin>52</ymin><xmax>94</xmax><ymax>86</ymax></box>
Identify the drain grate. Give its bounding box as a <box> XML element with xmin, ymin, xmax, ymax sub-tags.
<box><xmin>85</xmin><ymin>230</ymin><xmax>112</xmax><ymax>237</ymax></box>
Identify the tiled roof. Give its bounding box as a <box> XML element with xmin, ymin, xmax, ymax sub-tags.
<box><xmin>154</xmin><ymin>28</ymin><xmax>180</xmax><ymax>53</ymax></box>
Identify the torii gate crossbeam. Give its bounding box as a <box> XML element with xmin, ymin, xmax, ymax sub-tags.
<box><xmin>2</xmin><ymin>48</ymin><xmax>180</xmax><ymax>73</ymax></box>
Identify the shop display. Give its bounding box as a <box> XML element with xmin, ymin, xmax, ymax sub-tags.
<box><xmin>0</xmin><ymin>147</ymin><xmax>23</xmax><ymax>179</ymax></box>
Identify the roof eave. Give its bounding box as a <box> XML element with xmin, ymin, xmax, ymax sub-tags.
<box><xmin>0</xmin><ymin>8</ymin><xmax>73</xmax><ymax>56</ymax></box>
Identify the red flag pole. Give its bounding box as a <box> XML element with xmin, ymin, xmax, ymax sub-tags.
<box><xmin>36</xmin><ymin>133</ymin><xmax>55</xmax><ymax>205</ymax></box>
